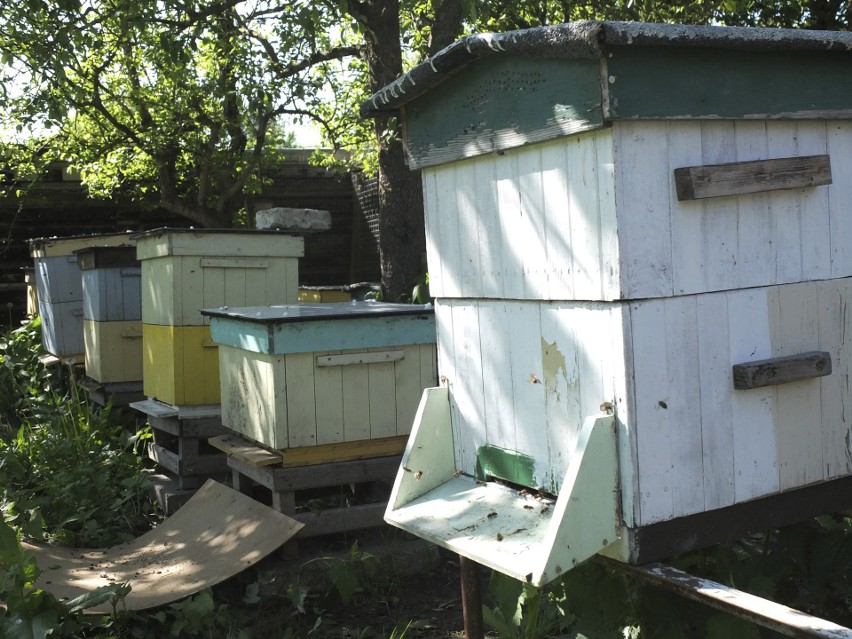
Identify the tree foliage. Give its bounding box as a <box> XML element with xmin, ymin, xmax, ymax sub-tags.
<box><xmin>1</xmin><ymin>0</ymin><xmax>848</xmax><ymax>295</ymax></box>
<box><xmin>0</xmin><ymin>0</ymin><xmax>359</xmax><ymax>228</ymax></box>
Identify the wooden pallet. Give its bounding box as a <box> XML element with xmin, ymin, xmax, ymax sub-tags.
<box><xmin>78</xmin><ymin>376</ymin><xmax>144</xmax><ymax>407</ymax></box>
<box><xmin>131</xmin><ymin>399</ymin><xmax>230</xmax><ymax>491</ymax></box>
<box><xmin>209</xmin><ymin>433</ymin><xmax>403</xmax><ymax>538</ymax></box>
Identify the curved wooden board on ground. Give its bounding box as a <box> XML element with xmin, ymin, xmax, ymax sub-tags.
<box><xmin>23</xmin><ymin>479</ymin><xmax>302</xmax><ymax>613</ymax></box>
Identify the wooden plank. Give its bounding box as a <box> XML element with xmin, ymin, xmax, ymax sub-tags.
<box><xmin>504</xmin><ymin>302</ymin><xmax>548</xmax><ymax>487</ymax></box>
<box><xmin>595</xmin><ymin>130</ymin><xmax>620</xmax><ymax>299</ymax></box>
<box><xmin>774</xmin><ymin>284</ymin><xmax>824</xmax><ymax>490</ymax></box>
<box><xmin>539</xmin><ymin>305</ymin><xmax>584</xmax><ymax>490</ymax></box>
<box><xmin>316</xmin><ymin>350</ymin><xmax>404</xmax><ymax>367</ymax></box>
<box><xmin>432</xmin><ymin>161</ymin><xmax>462</xmax><ymax>298</ymax></box>
<box><xmin>732</xmin><ymin>121</ymin><xmax>774</xmax><ymax>290</ymax></box>
<box><xmin>608</xmin><ymin>46</ymin><xmax>852</xmax><ymax>122</ymax></box>
<box><xmin>285</xmin><ymin>352</ymin><xmax>319</xmax><ymax>447</ymax></box>
<box><xmin>208</xmin><ymin>434</ymin><xmax>283</xmax><ymax>467</ymax></box>
<box><xmin>792</xmin><ymin>122</ymin><xmax>832</xmax><ymax>282</ymax></box>
<box><xmin>494</xmin><ymin>151</ymin><xmax>524</xmax><ymax>299</ymax></box>
<box><xmin>664</xmin><ymin>296</ymin><xmax>705</xmax><ymax>518</ymax></box>
<box><xmin>828</xmin><ymin>122</ymin><xmax>852</xmax><ymax>279</ymax></box>
<box><xmin>403</xmin><ymin>55</ymin><xmax>605</xmax><ymax>170</ymax></box>
<box><xmin>479</xmin><ymin>302</ymin><xmax>518</xmax><ymax>460</ymax></box>
<box><xmin>698</xmin><ymin>120</ymin><xmax>738</xmax><ymax>292</ymax></box>
<box><xmin>565</xmin><ymin>131</ymin><xmax>602</xmax><ymax>300</ymax></box>
<box><xmin>184</xmin><ymin>256</ymin><xmax>208</xmax><ymax>326</ymax></box>
<box><xmin>606</xmin><ymin>560</ymin><xmax>852</xmax><ymax>639</ymax></box>
<box><xmin>629</xmin><ymin>473</ymin><xmax>852</xmax><ymax>565</ymax></box>
<box><xmin>539</xmin><ymin>139</ymin><xmax>573</xmax><ymax>300</ymax></box>
<box><xmin>517</xmin><ymin>144</ymin><xmax>547</xmax><ymax>299</ymax></box>
<box><xmin>340</xmin><ymin>359</ymin><xmax>369</xmax><ymax>444</ymax></box>
<box><xmin>733</xmin><ymin>351</ymin><xmax>831</xmax><ymax>390</ymax></box>
<box><xmin>474</xmin><ymin>154</ymin><xmax>503</xmax><ymax>299</ymax></box>
<box><xmin>227</xmin><ymin>454</ymin><xmax>402</xmax><ymax>492</ymax></box>
<box><xmin>696</xmin><ymin>292</ymin><xmax>735</xmax><ymax>511</ymax></box>
<box><xmin>281</xmin><ymin>435</ymin><xmax>407</xmax><ymax>466</ymax></box>
<box><xmin>293</xmin><ymin>502</ymin><xmax>387</xmax><ymax>538</ymax></box>
<box><xmin>200</xmin><ymin>257</ymin><xmax>269</xmax><ymax>269</ymax></box>
<box><xmin>367</xmin><ymin>356</ymin><xmax>397</xmax><ymax>439</ymax></box>
<box><xmin>421</xmin><ymin>168</ymin><xmax>444</xmax><ymax>298</ymax></box>
<box><xmin>313</xmin><ymin>350</ymin><xmax>342</xmax><ymax>448</ymax></box>
<box><xmin>443</xmin><ymin>300</ymin><xmax>482</xmax><ymax>474</ymax></box>
<box><xmin>728</xmin><ymin>288</ymin><xmax>780</xmax><ymax>503</ymax></box>
<box><xmin>818</xmin><ymin>279</ymin><xmax>852</xmax><ymax>479</ymax></box>
<box><xmin>767</xmin><ymin>125</ymin><xmax>806</xmax><ymax>284</ymax></box>
<box><xmin>613</xmin><ymin>121</ymin><xmax>673</xmax><ymax>299</ymax></box>
<box><xmin>630</xmin><ymin>299</ymin><xmax>674</xmax><ymax>525</ymax></box>
<box><xmin>454</xmin><ymin>156</ymin><xmax>482</xmax><ymax>297</ymax></box>
<box><xmin>393</xmin><ymin>345</ymin><xmax>422</xmax><ymax>437</ymax></box>
<box><xmin>674</xmin><ymin>154</ymin><xmax>831</xmax><ymax>201</ymax></box>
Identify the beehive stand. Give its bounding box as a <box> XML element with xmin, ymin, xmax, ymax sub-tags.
<box><xmin>210</xmin><ymin>433</ymin><xmax>401</xmax><ymax>537</ymax></box>
<box><xmin>130</xmin><ymin>398</ymin><xmax>229</xmax><ymax>512</ymax></box>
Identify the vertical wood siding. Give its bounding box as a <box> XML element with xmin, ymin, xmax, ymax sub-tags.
<box><xmin>424</xmin><ymin>130</ymin><xmax>619</xmax><ymax>302</ymax></box>
<box><xmin>436</xmin><ymin>298</ymin><xmax>626</xmax><ymax>496</ymax></box>
<box><xmin>615</xmin><ymin>120</ymin><xmax>845</xmax><ymax>299</ymax></box>
<box><xmin>630</xmin><ymin>278</ymin><xmax>852</xmax><ymax>526</ymax></box>
<box><xmin>425</xmin><ymin>120</ymin><xmax>851</xmax><ymax>303</ymax></box>
<box><xmin>219</xmin><ymin>344</ymin><xmax>438</xmax><ymax>450</ymax></box>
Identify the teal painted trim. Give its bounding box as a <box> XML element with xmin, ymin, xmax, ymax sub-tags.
<box><xmin>608</xmin><ymin>46</ymin><xmax>852</xmax><ymax>119</ymax></box>
<box><xmin>405</xmin><ymin>55</ymin><xmax>604</xmax><ymax>168</ymax></box>
<box><xmin>208</xmin><ymin>318</ymin><xmax>275</xmax><ymax>354</ymax></box>
<box><xmin>209</xmin><ymin>314</ymin><xmax>436</xmax><ymax>354</ymax></box>
<box><xmin>475</xmin><ymin>444</ymin><xmax>539</xmax><ymax>490</ymax></box>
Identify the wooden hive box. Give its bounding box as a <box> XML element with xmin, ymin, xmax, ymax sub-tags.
<box><xmin>76</xmin><ymin>245</ymin><xmax>142</xmax><ymax>384</ymax></box>
<box><xmin>202</xmin><ymin>302</ymin><xmax>437</xmax><ymax>463</ymax></box>
<box><xmin>362</xmin><ymin>21</ymin><xmax>852</xmax><ymax>585</ymax></box>
<box><xmin>134</xmin><ymin>228</ymin><xmax>303</xmax><ymax>407</ymax></box>
<box><xmin>28</xmin><ymin>233</ymin><xmax>135</xmax><ymax>360</ymax></box>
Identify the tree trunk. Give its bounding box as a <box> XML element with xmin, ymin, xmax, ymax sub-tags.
<box><xmin>354</xmin><ymin>0</ymin><xmax>465</xmax><ymax>300</ymax></box>
<box><xmin>351</xmin><ymin>0</ymin><xmax>423</xmax><ymax>300</ymax></box>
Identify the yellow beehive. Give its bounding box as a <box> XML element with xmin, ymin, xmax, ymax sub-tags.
<box><xmin>135</xmin><ymin>228</ymin><xmax>303</xmax><ymax>406</ymax></box>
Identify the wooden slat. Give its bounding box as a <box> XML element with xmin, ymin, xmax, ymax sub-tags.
<box><xmin>733</xmin><ymin>351</ymin><xmax>832</xmax><ymax>390</ymax></box>
<box><xmin>226</xmin><ymin>454</ymin><xmax>402</xmax><ymax>492</ymax></box>
<box><xmin>316</xmin><ymin>350</ymin><xmax>404</xmax><ymax>367</ymax></box>
<box><xmin>674</xmin><ymin>154</ymin><xmax>831</xmax><ymax>201</ymax></box>
<box><xmin>208</xmin><ymin>434</ymin><xmax>283</xmax><ymax>467</ymax></box>
<box><xmin>603</xmin><ymin>559</ymin><xmax>852</xmax><ymax>639</ymax></box>
<box><xmin>293</xmin><ymin>502</ymin><xmax>387</xmax><ymax>538</ymax></box>
<box><xmin>280</xmin><ymin>435</ymin><xmax>408</xmax><ymax>467</ymax></box>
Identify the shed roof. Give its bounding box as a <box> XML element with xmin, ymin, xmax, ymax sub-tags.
<box><xmin>361</xmin><ymin>21</ymin><xmax>852</xmax><ymax>118</ymax></box>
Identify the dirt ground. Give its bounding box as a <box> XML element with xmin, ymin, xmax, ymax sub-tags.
<box><xmin>232</xmin><ymin>528</ymin><xmax>475</xmax><ymax>638</ymax></box>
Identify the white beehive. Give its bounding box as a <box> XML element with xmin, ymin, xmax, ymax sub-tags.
<box><xmin>363</xmin><ymin>21</ymin><xmax>852</xmax><ymax>585</ymax></box>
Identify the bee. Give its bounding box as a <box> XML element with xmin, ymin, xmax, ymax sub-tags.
<box><xmin>414</xmin><ymin>470</ymin><xmax>423</xmax><ymax>480</ymax></box>
<box><xmin>487</xmin><ymin>511</ymin><xmax>498</xmax><ymax>519</ymax></box>
<box><xmin>453</xmin><ymin>469</ymin><xmax>463</xmax><ymax>477</ymax></box>
<box><xmin>496</xmin><ymin>533</ymin><xmax>504</xmax><ymax>541</ymax></box>
<box><xmin>523</xmin><ymin>504</ymin><xmax>534</xmax><ymax>510</ymax></box>
<box><xmin>529</xmin><ymin>374</ymin><xmax>541</xmax><ymax>384</ymax></box>
<box><xmin>540</xmin><ymin>505</ymin><xmax>550</xmax><ymax>515</ymax></box>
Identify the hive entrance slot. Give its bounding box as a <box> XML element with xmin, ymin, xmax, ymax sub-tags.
<box><xmin>385</xmin><ymin>387</ymin><xmax>620</xmax><ymax>586</ymax></box>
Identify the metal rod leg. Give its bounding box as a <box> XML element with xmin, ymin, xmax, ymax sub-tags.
<box><xmin>460</xmin><ymin>555</ymin><xmax>484</xmax><ymax>639</ymax></box>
